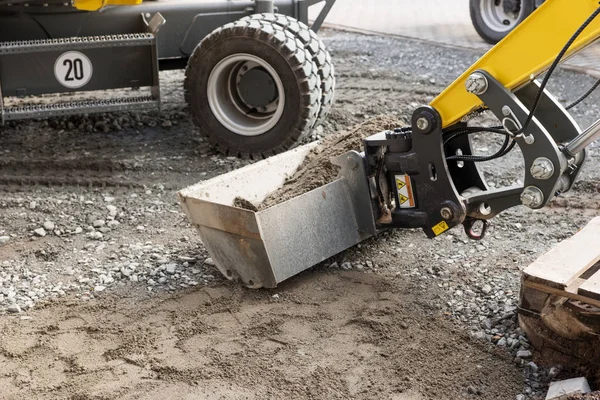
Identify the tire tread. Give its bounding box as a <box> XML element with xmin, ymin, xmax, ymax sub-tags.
<box><xmin>244</xmin><ymin>13</ymin><xmax>336</xmax><ymax>130</ymax></box>
<box><xmin>184</xmin><ymin>16</ymin><xmax>322</xmax><ymax>158</ymax></box>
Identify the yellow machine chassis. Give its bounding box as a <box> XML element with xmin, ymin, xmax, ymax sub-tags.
<box><xmin>431</xmin><ymin>0</ymin><xmax>600</xmax><ymax>128</ymax></box>
<box><xmin>73</xmin><ymin>0</ymin><xmax>141</xmax><ymax>11</ymax></box>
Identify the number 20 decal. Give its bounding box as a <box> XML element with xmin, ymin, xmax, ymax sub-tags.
<box><xmin>54</xmin><ymin>51</ymin><xmax>93</xmax><ymax>89</ymax></box>
<box><xmin>64</xmin><ymin>58</ymin><xmax>84</xmax><ymax>81</ymax></box>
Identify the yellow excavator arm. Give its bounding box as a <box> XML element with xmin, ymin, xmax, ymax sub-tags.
<box><xmin>73</xmin><ymin>0</ymin><xmax>141</xmax><ymax>11</ymax></box>
<box><xmin>431</xmin><ymin>0</ymin><xmax>600</xmax><ymax>128</ymax></box>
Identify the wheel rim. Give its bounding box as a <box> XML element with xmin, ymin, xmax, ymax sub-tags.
<box><xmin>207</xmin><ymin>53</ymin><xmax>285</xmax><ymax>137</ymax></box>
<box><xmin>479</xmin><ymin>0</ymin><xmax>525</xmax><ymax>33</ymax></box>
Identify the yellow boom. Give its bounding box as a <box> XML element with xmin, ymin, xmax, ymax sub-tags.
<box><xmin>431</xmin><ymin>0</ymin><xmax>600</xmax><ymax>128</ymax></box>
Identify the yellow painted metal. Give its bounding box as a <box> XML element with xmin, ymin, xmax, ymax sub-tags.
<box><xmin>73</xmin><ymin>0</ymin><xmax>142</xmax><ymax>11</ymax></box>
<box><xmin>430</xmin><ymin>0</ymin><xmax>600</xmax><ymax>128</ymax></box>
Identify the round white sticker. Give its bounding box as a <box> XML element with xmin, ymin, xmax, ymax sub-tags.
<box><xmin>54</xmin><ymin>51</ymin><xmax>93</xmax><ymax>89</ymax></box>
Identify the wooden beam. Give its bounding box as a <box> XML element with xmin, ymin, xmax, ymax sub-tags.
<box><xmin>523</xmin><ymin>217</ymin><xmax>600</xmax><ymax>290</ymax></box>
<box><xmin>579</xmin><ymin>271</ymin><xmax>600</xmax><ymax>302</ymax></box>
<box><xmin>523</xmin><ymin>280</ymin><xmax>600</xmax><ymax>309</ymax></box>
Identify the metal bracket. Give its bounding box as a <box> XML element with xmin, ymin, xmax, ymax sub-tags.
<box><xmin>515</xmin><ymin>79</ymin><xmax>586</xmax><ymax>192</ymax></box>
<box><xmin>142</xmin><ymin>12</ymin><xmax>164</xmax><ymax>110</ymax></box>
<box><xmin>296</xmin><ymin>0</ymin><xmax>336</xmax><ymax>32</ymax></box>
<box><xmin>142</xmin><ymin>12</ymin><xmax>166</xmax><ymax>35</ymax></box>
<box><xmin>364</xmin><ymin>107</ymin><xmax>467</xmax><ymax>238</ymax></box>
<box><xmin>332</xmin><ymin>151</ymin><xmax>378</xmax><ymax>239</ymax></box>
<box><xmin>255</xmin><ymin>0</ymin><xmax>275</xmax><ymax>14</ymax></box>
<box><xmin>0</xmin><ymin>75</ymin><xmax>4</xmax><ymax>125</ymax></box>
<box><xmin>455</xmin><ymin>70</ymin><xmax>580</xmax><ymax>218</ymax></box>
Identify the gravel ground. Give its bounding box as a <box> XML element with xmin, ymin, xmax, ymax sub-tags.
<box><xmin>0</xmin><ymin>29</ymin><xmax>599</xmax><ymax>399</ymax></box>
<box><xmin>571</xmin><ymin>393</ymin><xmax>600</xmax><ymax>400</ymax></box>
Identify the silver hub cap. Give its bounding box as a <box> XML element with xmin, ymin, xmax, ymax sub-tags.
<box><xmin>479</xmin><ymin>0</ymin><xmax>524</xmax><ymax>33</ymax></box>
<box><xmin>207</xmin><ymin>53</ymin><xmax>285</xmax><ymax>137</ymax></box>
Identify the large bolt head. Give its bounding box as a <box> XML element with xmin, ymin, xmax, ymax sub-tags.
<box><xmin>465</xmin><ymin>73</ymin><xmax>488</xmax><ymax>95</ymax></box>
<box><xmin>416</xmin><ymin>117</ymin><xmax>430</xmax><ymax>132</ymax></box>
<box><xmin>530</xmin><ymin>157</ymin><xmax>555</xmax><ymax>180</ymax></box>
<box><xmin>520</xmin><ymin>186</ymin><xmax>545</xmax><ymax>209</ymax></box>
<box><xmin>347</xmin><ymin>155</ymin><xmax>359</xmax><ymax>170</ymax></box>
<box><xmin>440</xmin><ymin>207</ymin><xmax>453</xmax><ymax>220</ymax></box>
<box><xmin>524</xmin><ymin>134</ymin><xmax>535</xmax><ymax>145</ymax></box>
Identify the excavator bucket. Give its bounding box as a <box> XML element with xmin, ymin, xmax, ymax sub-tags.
<box><xmin>178</xmin><ymin>143</ymin><xmax>376</xmax><ymax>288</ymax></box>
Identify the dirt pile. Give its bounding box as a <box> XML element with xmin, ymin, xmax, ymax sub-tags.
<box><xmin>0</xmin><ymin>270</ymin><xmax>523</xmax><ymax>399</ymax></box>
<box><xmin>259</xmin><ymin>115</ymin><xmax>404</xmax><ymax>209</ymax></box>
<box><xmin>233</xmin><ymin>196</ymin><xmax>259</xmax><ymax>211</ymax></box>
<box><xmin>569</xmin><ymin>393</ymin><xmax>600</xmax><ymax>400</ymax></box>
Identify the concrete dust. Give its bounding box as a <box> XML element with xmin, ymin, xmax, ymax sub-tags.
<box><xmin>259</xmin><ymin>115</ymin><xmax>403</xmax><ymax>209</ymax></box>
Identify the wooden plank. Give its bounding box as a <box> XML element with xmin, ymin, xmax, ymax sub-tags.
<box><xmin>569</xmin><ymin>278</ymin><xmax>587</xmax><ymax>294</ymax></box>
<box><xmin>523</xmin><ymin>217</ymin><xmax>600</xmax><ymax>290</ymax></box>
<box><xmin>579</xmin><ymin>270</ymin><xmax>600</xmax><ymax>302</ymax></box>
<box><xmin>523</xmin><ymin>280</ymin><xmax>600</xmax><ymax>309</ymax></box>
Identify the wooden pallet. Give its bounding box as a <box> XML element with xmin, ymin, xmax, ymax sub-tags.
<box><xmin>523</xmin><ymin>217</ymin><xmax>600</xmax><ymax>308</ymax></box>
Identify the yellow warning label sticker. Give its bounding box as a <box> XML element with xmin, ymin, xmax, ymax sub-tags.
<box><xmin>396</xmin><ymin>178</ymin><xmax>406</xmax><ymax>191</ymax></box>
<box><xmin>432</xmin><ymin>221</ymin><xmax>450</xmax><ymax>236</ymax></box>
<box><xmin>394</xmin><ymin>174</ymin><xmax>415</xmax><ymax>209</ymax></box>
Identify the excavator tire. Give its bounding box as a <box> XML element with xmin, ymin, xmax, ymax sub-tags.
<box><xmin>470</xmin><ymin>0</ymin><xmax>536</xmax><ymax>44</ymax></box>
<box><xmin>184</xmin><ymin>17</ymin><xmax>322</xmax><ymax>159</ymax></box>
<box><xmin>242</xmin><ymin>13</ymin><xmax>335</xmax><ymax>129</ymax></box>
